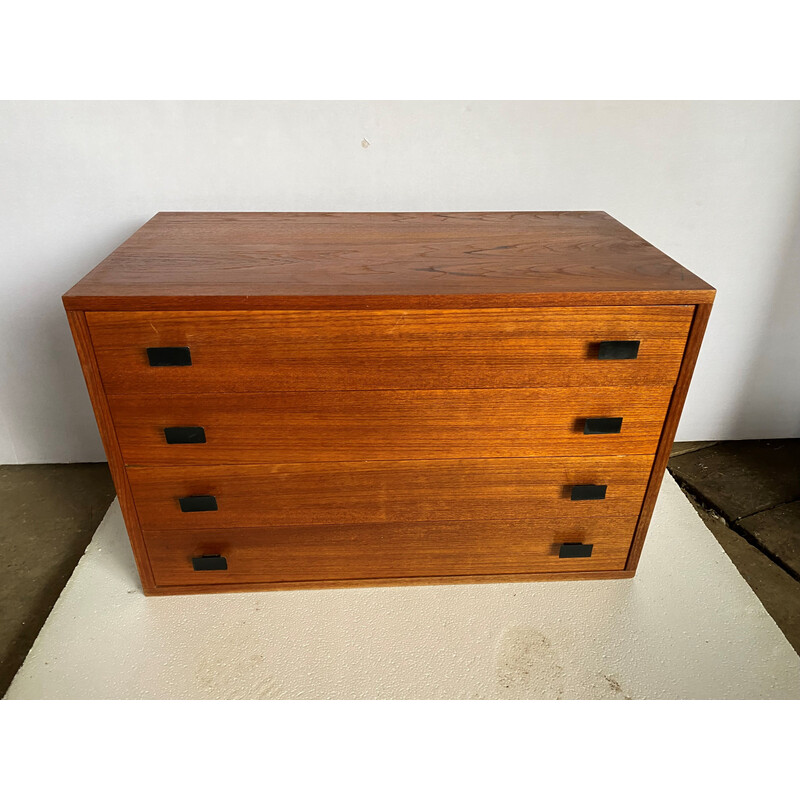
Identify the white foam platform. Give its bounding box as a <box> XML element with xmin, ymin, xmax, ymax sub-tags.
<box><xmin>5</xmin><ymin>473</ymin><xmax>800</xmax><ymax>699</ymax></box>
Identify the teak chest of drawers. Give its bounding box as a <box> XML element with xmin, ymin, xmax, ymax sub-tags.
<box><xmin>63</xmin><ymin>211</ymin><xmax>715</xmax><ymax>596</ymax></box>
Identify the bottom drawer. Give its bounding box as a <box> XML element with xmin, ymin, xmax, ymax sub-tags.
<box><xmin>145</xmin><ymin>518</ymin><xmax>636</xmax><ymax>587</ymax></box>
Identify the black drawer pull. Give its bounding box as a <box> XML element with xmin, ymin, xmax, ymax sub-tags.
<box><xmin>583</xmin><ymin>417</ymin><xmax>623</xmax><ymax>435</ymax></box>
<box><xmin>570</xmin><ymin>484</ymin><xmax>607</xmax><ymax>501</ymax></box>
<box><xmin>597</xmin><ymin>340</ymin><xmax>640</xmax><ymax>360</ymax></box>
<box><xmin>559</xmin><ymin>543</ymin><xmax>594</xmax><ymax>559</ymax></box>
<box><xmin>147</xmin><ymin>346</ymin><xmax>192</xmax><ymax>367</ymax></box>
<box><xmin>164</xmin><ymin>426</ymin><xmax>206</xmax><ymax>444</ymax></box>
<box><xmin>192</xmin><ymin>554</ymin><xmax>227</xmax><ymax>571</ymax></box>
<box><xmin>179</xmin><ymin>495</ymin><xmax>218</xmax><ymax>513</ymax></box>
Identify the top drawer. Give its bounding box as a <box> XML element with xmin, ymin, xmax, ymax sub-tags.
<box><xmin>87</xmin><ymin>306</ymin><xmax>693</xmax><ymax>394</ymax></box>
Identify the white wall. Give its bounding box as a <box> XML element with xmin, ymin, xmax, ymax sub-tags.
<box><xmin>1</xmin><ymin>101</ymin><xmax>799</xmax><ymax>463</ymax></box>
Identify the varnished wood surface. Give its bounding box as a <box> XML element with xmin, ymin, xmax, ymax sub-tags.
<box><xmin>88</xmin><ymin>306</ymin><xmax>693</xmax><ymax>394</ymax></box>
<box><xmin>128</xmin><ymin>454</ymin><xmax>653</xmax><ymax>531</ymax></box>
<box><xmin>65</xmin><ymin>311</ymin><xmax>155</xmax><ymax>592</ymax></box>
<box><xmin>62</xmin><ymin>211</ymin><xmax>715</xmax><ymax>594</ymax></box>
<box><xmin>145</xmin><ymin>516</ymin><xmax>636</xmax><ymax>586</ymax></box>
<box><xmin>109</xmin><ymin>385</ymin><xmax>673</xmax><ymax>465</ymax></box>
<box><xmin>626</xmin><ymin>302</ymin><xmax>714</xmax><ymax>571</ymax></box>
<box><xmin>63</xmin><ymin>212</ymin><xmax>715</xmax><ymax>311</ymax></box>
<box><xmin>144</xmin><ymin>569</ymin><xmax>635</xmax><ymax>595</ymax></box>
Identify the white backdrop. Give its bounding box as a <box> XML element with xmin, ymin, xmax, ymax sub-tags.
<box><xmin>1</xmin><ymin>101</ymin><xmax>799</xmax><ymax>463</ymax></box>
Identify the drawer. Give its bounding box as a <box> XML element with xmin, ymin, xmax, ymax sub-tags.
<box><xmin>128</xmin><ymin>454</ymin><xmax>653</xmax><ymax>531</ymax></box>
<box><xmin>110</xmin><ymin>385</ymin><xmax>673</xmax><ymax>465</ymax></box>
<box><xmin>87</xmin><ymin>307</ymin><xmax>694</xmax><ymax>394</ymax></box>
<box><xmin>145</xmin><ymin>517</ymin><xmax>637</xmax><ymax>586</ymax></box>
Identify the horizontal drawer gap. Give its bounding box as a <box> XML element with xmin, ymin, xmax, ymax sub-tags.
<box><xmin>140</xmin><ymin>513</ymin><xmax>642</xmax><ymax>534</ymax></box>
<box><xmin>105</xmin><ymin>382</ymin><xmax>680</xmax><ymax>398</ymax></box>
<box><xmin>124</xmin><ymin>452</ymin><xmax>660</xmax><ymax>468</ymax></box>
<box><xmin>105</xmin><ymin>382</ymin><xmax>680</xmax><ymax>397</ymax></box>
<box><xmin>127</xmin><ymin>453</ymin><xmax>657</xmax><ymax>467</ymax></box>
<box><xmin>89</xmin><ymin>304</ymin><xmax>696</xmax><ymax>314</ymax></box>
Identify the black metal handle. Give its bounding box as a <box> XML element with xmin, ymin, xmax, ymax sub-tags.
<box><xmin>559</xmin><ymin>543</ymin><xmax>593</xmax><ymax>559</ymax></box>
<box><xmin>192</xmin><ymin>554</ymin><xmax>227</xmax><ymax>571</ymax></box>
<box><xmin>570</xmin><ymin>484</ymin><xmax>607</xmax><ymax>501</ymax></box>
<box><xmin>597</xmin><ymin>340</ymin><xmax>640</xmax><ymax>360</ymax></box>
<box><xmin>583</xmin><ymin>417</ymin><xmax>623</xmax><ymax>435</ymax></box>
<box><xmin>179</xmin><ymin>495</ymin><xmax>218</xmax><ymax>513</ymax></box>
<box><xmin>147</xmin><ymin>346</ymin><xmax>192</xmax><ymax>367</ymax></box>
<box><xmin>164</xmin><ymin>426</ymin><xmax>206</xmax><ymax>444</ymax></box>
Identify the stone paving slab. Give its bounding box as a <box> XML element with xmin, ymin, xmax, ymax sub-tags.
<box><xmin>681</xmin><ymin>495</ymin><xmax>800</xmax><ymax>655</ymax></box>
<box><xmin>669</xmin><ymin>439</ymin><xmax>800</xmax><ymax>521</ymax></box>
<box><xmin>0</xmin><ymin>464</ymin><xmax>115</xmax><ymax>697</ymax></box>
<box><xmin>670</xmin><ymin>441</ymin><xmax>717</xmax><ymax>457</ymax></box>
<box><xmin>738</xmin><ymin>501</ymin><xmax>800</xmax><ymax>578</ymax></box>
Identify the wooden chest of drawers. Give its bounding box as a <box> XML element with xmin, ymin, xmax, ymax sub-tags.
<box><xmin>63</xmin><ymin>212</ymin><xmax>714</xmax><ymax>595</ymax></box>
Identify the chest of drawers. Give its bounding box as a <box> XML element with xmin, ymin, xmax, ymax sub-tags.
<box><xmin>63</xmin><ymin>211</ymin><xmax>714</xmax><ymax>596</ymax></box>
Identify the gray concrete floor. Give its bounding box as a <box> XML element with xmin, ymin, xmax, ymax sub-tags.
<box><xmin>0</xmin><ymin>464</ymin><xmax>115</xmax><ymax>696</ymax></box>
<box><xmin>668</xmin><ymin>440</ymin><xmax>800</xmax><ymax>655</ymax></box>
<box><xmin>1</xmin><ymin>443</ymin><xmax>798</xmax><ymax>695</ymax></box>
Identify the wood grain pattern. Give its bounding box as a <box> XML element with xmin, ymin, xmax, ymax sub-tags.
<box><xmin>626</xmin><ymin>303</ymin><xmax>714</xmax><ymax>571</ymax></box>
<box><xmin>128</xmin><ymin>454</ymin><xmax>654</xmax><ymax>531</ymax></box>
<box><xmin>109</xmin><ymin>385</ymin><xmax>674</xmax><ymax>466</ymax></box>
<box><xmin>63</xmin><ymin>212</ymin><xmax>715</xmax><ymax>311</ymax></box>
<box><xmin>142</xmin><ymin>568</ymin><xmax>635</xmax><ymax>595</ymax></box>
<box><xmin>145</xmin><ymin>516</ymin><xmax>637</xmax><ymax>586</ymax></box>
<box><xmin>87</xmin><ymin>306</ymin><xmax>694</xmax><ymax>394</ymax></box>
<box><xmin>65</xmin><ymin>310</ymin><xmax>156</xmax><ymax>593</ymax></box>
<box><xmin>62</xmin><ymin>211</ymin><xmax>715</xmax><ymax>594</ymax></box>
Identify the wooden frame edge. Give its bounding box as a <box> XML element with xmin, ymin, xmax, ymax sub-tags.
<box><xmin>62</xmin><ymin>289</ymin><xmax>717</xmax><ymax>313</ymax></box>
<box><xmin>143</xmin><ymin>568</ymin><xmax>637</xmax><ymax>596</ymax></box>
<box><xmin>625</xmin><ymin>301</ymin><xmax>714</xmax><ymax>570</ymax></box>
<box><xmin>65</xmin><ymin>307</ymin><xmax>157</xmax><ymax>593</ymax></box>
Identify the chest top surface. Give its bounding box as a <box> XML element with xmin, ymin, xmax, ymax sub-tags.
<box><xmin>63</xmin><ymin>211</ymin><xmax>715</xmax><ymax>311</ymax></box>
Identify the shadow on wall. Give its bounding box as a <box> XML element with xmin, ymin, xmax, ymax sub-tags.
<box><xmin>730</xmin><ymin>185</ymin><xmax>800</xmax><ymax>439</ymax></box>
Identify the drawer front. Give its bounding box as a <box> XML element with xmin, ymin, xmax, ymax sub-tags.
<box><xmin>128</xmin><ymin>454</ymin><xmax>653</xmax><ymax>531</ymax></box>
<box><xmin>145</xmin><ymin>517</ymin><xmax>637</xmax><ymax>586</ymax></box>
<box><xmin>110</xmin><ymin>385</ymin><xmax>673</xmax><ymax>466</ymax></box>
<box><xmin>87</xmin><ymin>307</ymin><xmax>693</xmax><ymax>394</ymax></box>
